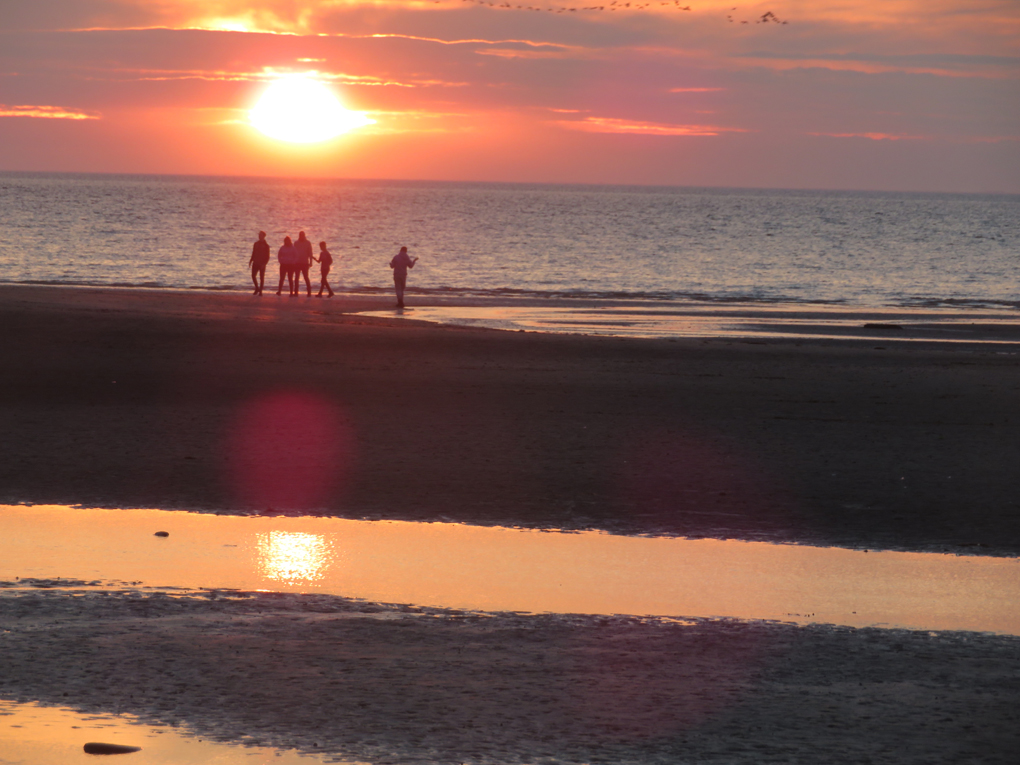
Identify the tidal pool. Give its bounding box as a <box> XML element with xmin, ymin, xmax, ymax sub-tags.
<box><xmin>0</xmin><ymin>700</ymin><xmax>345</xmax><ymax>765</ymax></box>
<box><xmin>1</xmin><ymin>504</ymin><xmax>1018</xmax><ymax>634</ymax></box>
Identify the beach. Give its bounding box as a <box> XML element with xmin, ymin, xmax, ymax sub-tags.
<box><xmin>2</xmin><ymin>284</ymin><xmax>1019</xmax><ymax>552</ymax></box>
<box><xmin>2</xmin><ymin>283</ymin><xmax>1019</xmax><ymax>763</ymax></box>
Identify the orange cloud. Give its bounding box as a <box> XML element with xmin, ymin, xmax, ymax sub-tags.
<box><xmin>356</xmin><ymin>109</ymin><xmax>482</xmax><ymax>135</ymax></box>
<box><xmin>555</xmin><ymin>117</ymin><xmax>747</xmax><ymax>136</ymax></box>
<box><xmin>68</xmin><ymin>0</ymin><xmax>1011</xmax><ymax>37</ymax></box>
<box><xmin>364</xmin><ymin>33</ymin><xmax>572</xmax><ymax>48</ymax></box>
<box><xmin>65</xmin><ymin>0</ymin><xmax>707</xmax><ymax>34</ymax></box>
<box><xmin>732</xmin><ymin>55</ymin><xmax>1018</xmax><ymax>79</ymax></box>
<box><xmin>0</xmin><ymin>104</ymin><xmax>98</xmax><ymax>120</ymax></box>
<box><xmin>68</xmin><ymin>64</ymin><xmax>468</xmax><ymax>89</ymax></box>
<box><xmin>474</xmin><ymin>47</ymin><xmax>577</xmax><ymax>60</ymax></box>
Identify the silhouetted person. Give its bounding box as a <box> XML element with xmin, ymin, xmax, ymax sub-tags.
<box><xmin>249</xmin><ymin>231</ymin><xmax>270</xmax><ymax>295</ymax></box>
<box><xmin>389</xmin><ymin>246</ymin><xmax>417</xmax><ymax>308</ymax></box>
<box><xmin>276</xmin><ymin>236</ymin><xmax>296</xmax><ymax>296</ymax></box>
<box><xmin>314</xmin><ymin>240</ymin><xmax>335</xmax><ymax>298</ymax></box>
<box><xmin>295</xmin><ymin>231</ymin><xmax>314</xmax><ymax>297</ymax></box>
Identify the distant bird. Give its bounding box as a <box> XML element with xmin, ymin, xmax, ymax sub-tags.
<box><xmin>454</xmin><ymin>0</ymin><xmax>786</xmax><ymax>24</ymax></box>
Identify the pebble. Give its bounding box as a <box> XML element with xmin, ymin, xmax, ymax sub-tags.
<box><xmin>83</xmin><ymin>742</ymin><xmax>142</xmax><ymax>754</ymax></box>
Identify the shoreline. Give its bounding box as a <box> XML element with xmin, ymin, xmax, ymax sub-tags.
<box><xmin>3</xmin><ymin>282</ymin><xmax>1019</xmax><ymax>345</ymax></box>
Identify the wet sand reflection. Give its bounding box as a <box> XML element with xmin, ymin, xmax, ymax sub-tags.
<box><xmin>363</xmin><ymin>303</ymin><xmax>1020</xmax><ymax>344</ymax></box>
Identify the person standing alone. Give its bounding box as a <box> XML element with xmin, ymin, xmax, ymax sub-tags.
<box><xmin>249</xmin><ymin>231</ymin><xmax>270</xmax><ymax>295</ymax></box>
<box><xmin>389</xmin><ymin>246</ymin><xmax>417</xmax><ymax>309</ymax></box>
<box><xmin>314</xmin><ymin>240</ymin><xmax>336</xmax><ymax>298</ymax></box>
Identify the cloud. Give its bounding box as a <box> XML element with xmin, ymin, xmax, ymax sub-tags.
<box><xmin>808</xmin><ymin>130</ymin><xmax>1020</xmax><ymax>144</ymax></box>
<box><xmin>554</xmin><ymin>116</ymin><xmax>747</xmax><ymax>135</ymax></box>
<box><xmin>0</xmin><ymin>104</ymin><xmax>98</xmax><ymax>120</ymax></box>
<box><xmin>0</xmin><ymin>0</ymin><xmax>157</xmax><ymax>32</ymax></box>
<box><xmin>1</xmin><ymin>2</ymin><xmax>1017</xmax><ymax>190</ymax></box>
<box><xmin>807</xmin><ymin>131</ymin><xmax>927</xmax><ymax>141</ymax></box>
<box><xmin>0</xmin><ymin>0</ymin><xmax>730</xmax><ymax>36</ymax></box>
<box><xmin>734</xmin><ymin>51</ymin><xmax>1020</xmax><ymax>77</ymax></box>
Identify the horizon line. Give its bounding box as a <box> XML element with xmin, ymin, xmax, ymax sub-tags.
<box><xmin>1</xmin><ymin>168</ymin><xmax>1017</xmax><ymax>197</ymax></box>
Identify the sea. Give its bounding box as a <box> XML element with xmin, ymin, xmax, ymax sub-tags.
<box><xmin>1</xmin><ymin>171</ymin><xmax>1018</xmax><ymax>310</ymax></box>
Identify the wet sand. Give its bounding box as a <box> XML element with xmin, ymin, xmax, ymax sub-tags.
<box><xmin>1</xmin><ymin>283</ymin><xmax>1019</xmax><ymax>763</ymax></box>
<box><xmin>1</xmin><ymin>585</ymin><xmax>1018</xmax><ymax>764</ymax></box>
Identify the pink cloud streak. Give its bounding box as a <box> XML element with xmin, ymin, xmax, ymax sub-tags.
<box><xmin>556</xmin><ymin>117</ymin><xmax>747</xmax><ymax>136</ymax></box>
<box><xmin>808</xmin><ymin>131</ymin><xmax>927</xmax><ymax>141</ymax></box>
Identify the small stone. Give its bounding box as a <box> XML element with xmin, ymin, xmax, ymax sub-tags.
<box><xmin>154</xmin><ymin>531</ymin><xmax>169</xmax><ymax>537</ymax></box>
<box><xmin>83</xmin><ymin>742</ymin><xmax>142</xmax><ymax>754</ymax></box>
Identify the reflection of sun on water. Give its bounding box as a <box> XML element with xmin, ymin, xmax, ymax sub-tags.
<box><xmin>256</xmin><ymin>531</ymin><xmax>330</xmax><ymax>585</ymax></box>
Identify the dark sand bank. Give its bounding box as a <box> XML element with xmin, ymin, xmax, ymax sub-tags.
<box><xmin>2</xmin><ymin>586</ymin><xmax>1018</xmax><ymax>764</ymax></box>
<box><xmin>1</xmin><ymin>284</ymin><xmax>1019</xmax><ymax>554</ymax></box>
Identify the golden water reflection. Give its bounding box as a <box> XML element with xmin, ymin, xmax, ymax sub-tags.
<box><xmin>1</xmin><ymin>505</ymin><xmax>1018</xmax><ymax>635</ymax></box>
<box><xmin>0</xmin><ymin>700</ymin><xmax>342</xmax><ymax>765</ymax></box>
<box><xmin>256</xmin><ymin>531</ymin><xmax>331</xmax><ymax>584</ymax></box>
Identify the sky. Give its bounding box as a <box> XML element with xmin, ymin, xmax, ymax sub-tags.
<box><xmin>0</xmin><ymin>0</ymin><xmax>1018</xmax><ymax>191</ymax></box>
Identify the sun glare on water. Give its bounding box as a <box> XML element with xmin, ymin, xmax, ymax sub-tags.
<box><xmin>250</xmin><ymin>75</ymin><xmax>374</xmax><ymax>143</ymax></box>
<box><xmin>256</xmin><ymin>531</ymin><xmax>331</xmax><ymax>584</ymax></box>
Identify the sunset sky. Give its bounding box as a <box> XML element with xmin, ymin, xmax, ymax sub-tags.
<box><xmin>1</xmin><ymin>0</ymin><xmax>1017</xmax><ymax>191</ymax></box>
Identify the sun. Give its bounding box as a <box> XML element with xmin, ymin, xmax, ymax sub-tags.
<box><xmin>249</xmin><ymin>75</ymin><xmax>374</xmax><ymax>143</ymax></box>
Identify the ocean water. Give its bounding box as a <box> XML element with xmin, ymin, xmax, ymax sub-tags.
<box><xmin>0</xmin><ymin>171</ymin><xmax>1017</xmax><ymax>309</ymax></box>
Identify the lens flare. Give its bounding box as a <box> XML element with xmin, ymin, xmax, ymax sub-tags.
<box><xmin>224</xmin><ymin>391</ymin><xmax>355</xmax><ymax>511</ymax></box>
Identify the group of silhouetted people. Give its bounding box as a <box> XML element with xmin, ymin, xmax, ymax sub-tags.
<box><xmin>249</xmin><ymin>231</ymin><xmax>334</xmax><ymax>298</ymax></box>
<box><xmin>248</xmin><ymin>232</ymin><xmax>418</xmax><ymax>307</ymax></box>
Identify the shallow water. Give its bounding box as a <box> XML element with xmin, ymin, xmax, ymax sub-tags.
<box><xmin>2</xmin><ymin>505</ymin><xmax>1018</xmax><ymax>634</ymax></box>
<box><xmin>364</xmin><ymin>302</ymin><xmax>1020</xmax><ymax>343</ymax></box>
<box><xmin>0</xmin><ymin>701</ymin><xmax>342</xmax><ymax>765</ymax></box>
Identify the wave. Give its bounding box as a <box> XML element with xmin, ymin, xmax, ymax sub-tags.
<box><xmin>2</xmin><ymin>278</ymin><xmax>1017</xmax><ymax>311</ymax></box>
<box><xmin>9</xmin><ymin>278</ymin><xmax>177</xmax><ymax>290</ymax></box>
<box><xmin>902</xmin><ymin>296</ymin><xmax>1020</xmax><ymax>310</ymax></box>
<box><xmin>339</xmin><ymin>284</ymin><xmax>844</xmax><ymax>303</ymax></box>
<box><xmin>286</xmin><ymin>285</ymin><xmax>1020</xmax><ymax>311</ymax></box>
